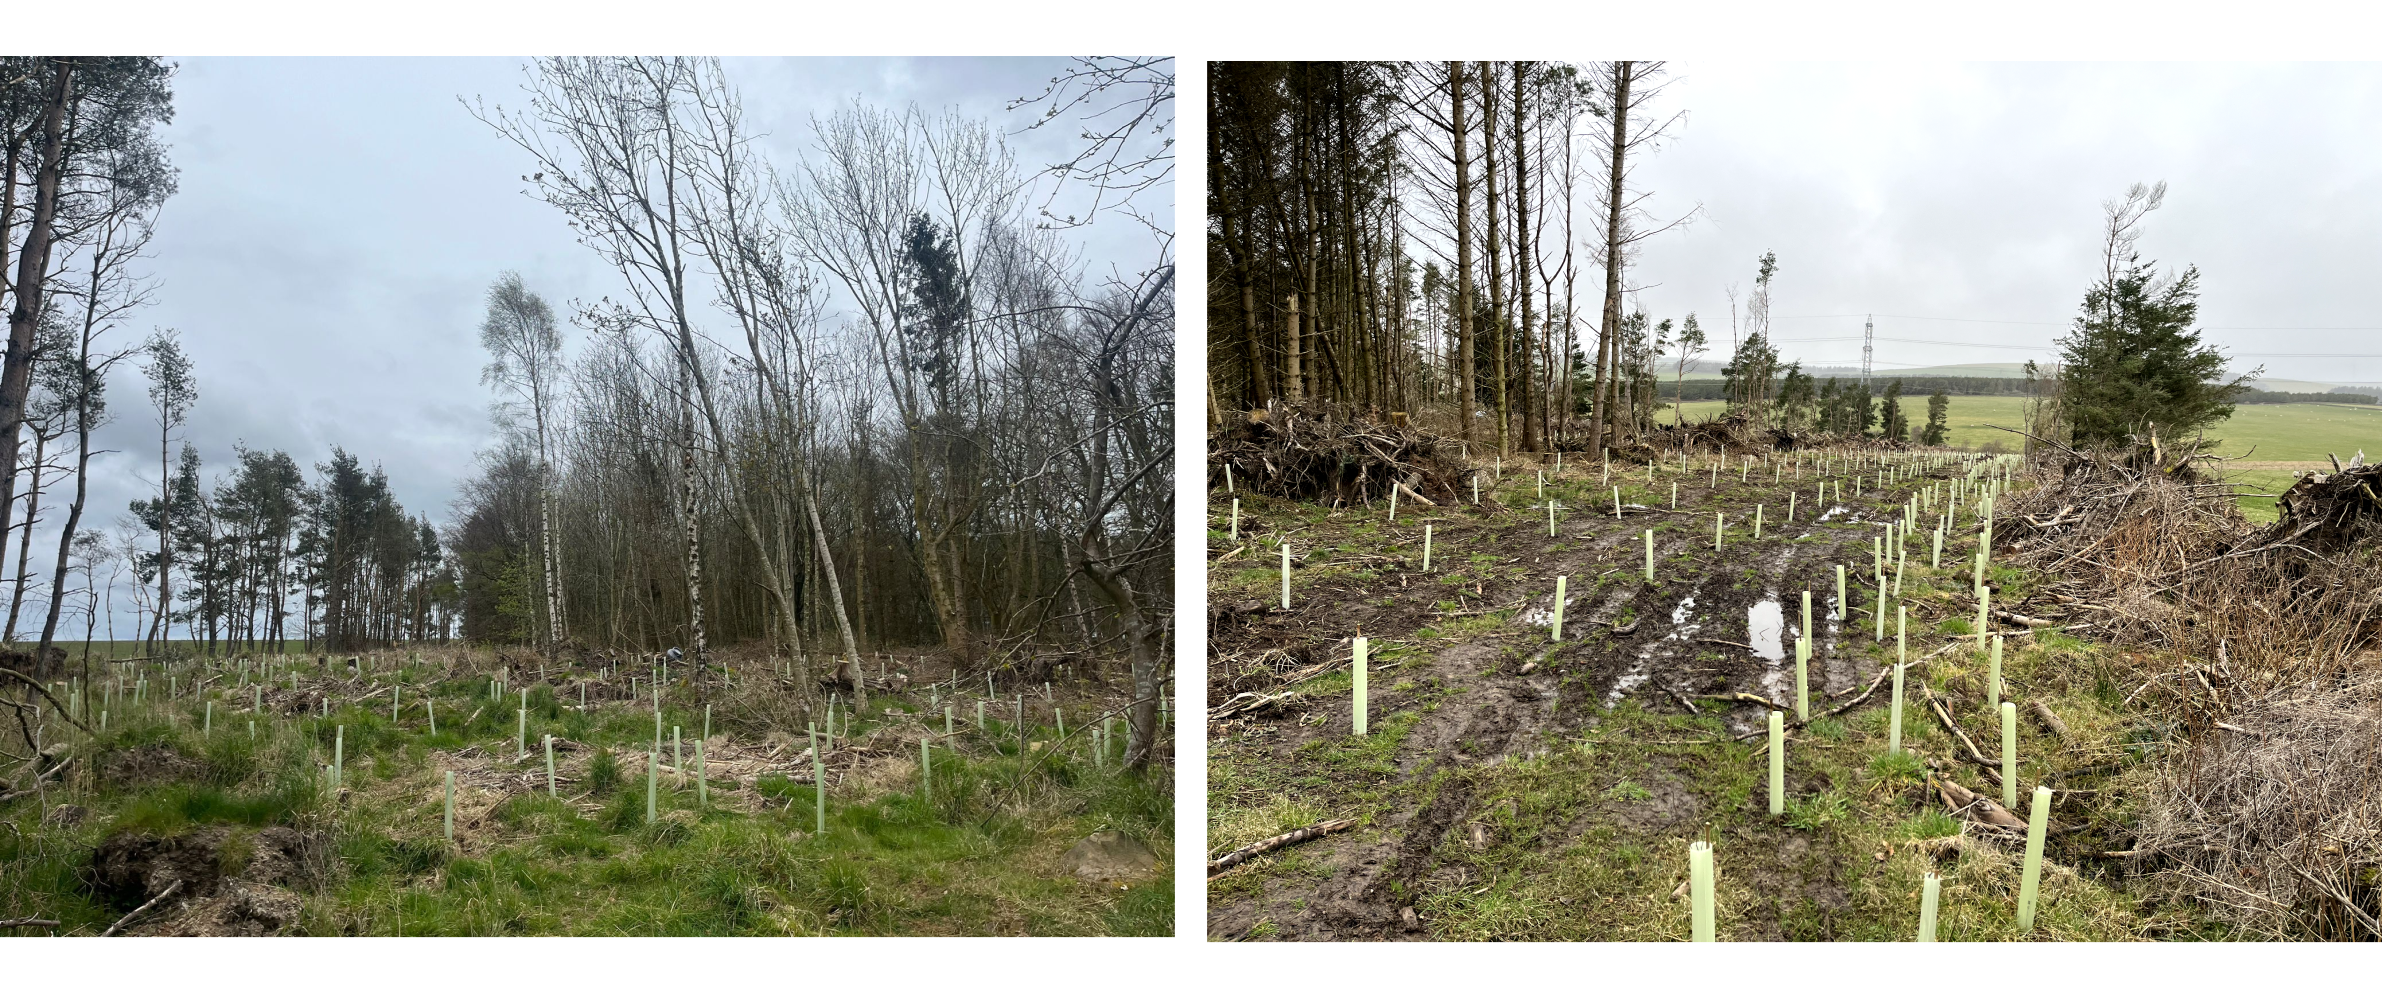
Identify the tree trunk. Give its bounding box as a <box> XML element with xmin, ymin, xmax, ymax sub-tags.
<box><xmin>1592</xmin><ymin>62</ymin><xmax>1634</xmax><ymax>459</ymax></box>
<box><xmin>1450</xmin><ymin>61</ymin><xmax>1476</xmax><ymax>444</ymax></box>
<box><xmin>1283</xmin><ymin>293</ymin><xmax>1302</xmax><ymax>404</ymax></box>
<box><xmin>1</xmin><ymin>62</ymin><xmax>73</xmax><ymax>630</ymax></box>
<box><xmin>155</xmin><ymin>414</ymin><xmax>170</xmax><ymax>656</ymax></box>
<box><xmin>6</xmin><ymin>426</ymin><xmax>46</xmax><ymax>641</ymax></box>
<box><xmin>678</xmin><ymin>362</ymin><xmax>707</xmax><ymax>667</ymax></box>
<box><xmin>1511</xmin><ymin>62</ymin><xmax>1538</xmax><ymax>455</ymax></box>
<box><xmin>798</xmin><ymin>461</ymin><xmax>863</xmax><ymax>706</ymax></box>
<box><xmin>1482</xmin><ymin>66</ymin><xmax>1508</xmax><ymax>457</ymax></box>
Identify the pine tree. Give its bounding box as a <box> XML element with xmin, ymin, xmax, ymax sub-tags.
<box><xmin>1880</xmin><ymin>380</ymin><xmax>1909</xmax><ymax>442</ymax></box>
<box><xmin>1921</xmin><ymin>391</ymin><xmax>1950</xmax><ymax>446</ymax></box>
<box><xmin>2056</xmin><ymin>183</ymin><xmax>2255</xmax><ymax>448</ymax></box>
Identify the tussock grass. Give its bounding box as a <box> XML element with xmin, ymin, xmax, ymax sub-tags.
<box><xmin>1</xmin><ymin>653</ymin><xmax>1170</xmax><ymax>936</ymax></box>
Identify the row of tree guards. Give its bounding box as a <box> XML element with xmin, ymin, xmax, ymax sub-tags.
<box><xmin>32</xmin><ymin>642</ymin><xmax>1162</xmax><ymax>848</ymax></box>
<box><xmin>1252</xmin><ymin>441</ymin><xmax>2042</xmax><ymax>937</ymax></box>
<box><xmin>1686</xmin><ymin>782</ymin><xmax>2055</xmax><ymax>942</ymax></box>
<box><xmin>1256</xmin><ymin>445</ymin><xmax>2021</xmax><ymax>618</ymax></box>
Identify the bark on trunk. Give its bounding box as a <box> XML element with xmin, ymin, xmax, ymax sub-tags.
<box><xmin>1450</xmin><ymin>62</ymin><xmax>1475</xmax><ymax>444</ymax></box>
<box><xmin>0</xmin><ymin>61</ymin><xmax>74</xmax><ymax>608</ymax></box>
<box><xmin>1592</xmin><ymin>62</ymin><xmax>1633</xmax><ymax>458</ymax></box>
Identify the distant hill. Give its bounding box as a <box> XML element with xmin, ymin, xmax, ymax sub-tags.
<box><xmin>2252</xmin><ymin>377</ymin><xmax>2358</xmax><ymax>395</ymax></box>
<box><xmin>1671</xmin><ymin>359</ymin><xmax>2041</xmax><ymax>381</ymax></box>
<box><xmin>1667</xmin><ymin>361</ymin><xmax>2373</xmax><ymax>394</ymax></box>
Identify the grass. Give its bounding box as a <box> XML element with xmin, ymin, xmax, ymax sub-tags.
<box><xmin>0</xmin><ymin>654</ymin><xmax>1171</xmax><ymax>936</ymax></box>
<box><xmin>1210</xmin><ymin>448</ymin><xmax>2226</xmax><ymax>941</ymax></box>
<box><xmin>1389</xmin><ymin>647</ymin><xmax>2180</xmax><ymax>940</ymax></box>
<box><xmin>1667</xmin><ymin>396</ymin><xmax>2382</xmax><ymax>521</ymax></box>
<box><xmin>1671</xmin><ymin>397</ymin><xmax>2382</xmax><ymax>463</ymax></box>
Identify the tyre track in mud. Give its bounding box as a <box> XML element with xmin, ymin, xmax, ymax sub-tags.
<box><xmin>1210</xmin><ymin>459</ymin><xmax>1952</xmax><ymax>940</ymax></box>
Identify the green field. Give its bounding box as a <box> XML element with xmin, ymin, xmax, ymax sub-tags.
<box><xmin>1670</xmin><ymin>398</ymin><xmax>2382</xmax><ymax>463</ymax></box>
<box><xmin>1666</xmin><ymin>397</ymin><xmax>2382</xmax><ymax>524</ymax></box>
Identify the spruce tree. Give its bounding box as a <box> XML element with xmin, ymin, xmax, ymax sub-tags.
<box><xmin>1880</xmin><ymin>380</ymin><xmax>1909</xmax><ymax>442</ymax></box>
<box><xmin>2056</xmin><ymin>184</ymin><xmax>2255</xmax><ymax>448</ymax></box>
<box><xmin>1921</xmin><ymin>391</ymin><xmax>1950</xmax><ymax>446</ymax></box>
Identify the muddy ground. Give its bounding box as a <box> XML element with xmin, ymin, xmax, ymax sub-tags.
<box><xmin>1206</xmin><ymin>448</ymin><xmax>2138</xmax><ymax>941</ymax></box>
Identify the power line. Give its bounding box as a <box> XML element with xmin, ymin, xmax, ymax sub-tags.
<box><xmin>1775</xmin><ymin>313</ymin><xmax>2062</xmax><ymax>326</ymax></box>
<box><xmin>1778</xmin><ymin>312</ymin><xmax>2382</xmax><ymax>333</ymax></box>
<box><xmin>1770</xmin><ymin>335</ymin><xmax>2382</xmax><ymax>358</ymax></box>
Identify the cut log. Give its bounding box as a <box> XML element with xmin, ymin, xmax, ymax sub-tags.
<box><xmin>1208</xmin><ymin>818</ymin><xmax>1358</xmax><ymax>877</ymax></box>
<box><xmin>1932</xmin><ymin>775</ymin><xmax>2026</xmax><ymax>832</ymax></box>
<box><xmin>2027</xmin><ymin>698</ymin><xmax>2071</xmax><ymax>742</ymax></box>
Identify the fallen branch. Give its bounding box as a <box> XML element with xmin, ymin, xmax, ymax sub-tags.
<box><xmin>0</xmin><ymin>668</ymin><xmax>91</xmax><ymax>735</ymax></box>
<box><xmin>2289</xmin><ymin>861</ymin><xmax>2382</xmax><ymax>939</ymax></box>
<box><xmin>0</xmin><ymin>755</ymin><xmax>72</xmax><ymax>805</ymax></box>
<box><xmin>1926</xmin><ymin>695</ymin><xmax>1997</xmax><ymax>772</ymax></box>
<box><xmin>0</xmin><ymin>917</ymin><xmax>59</xmax><ymax>929</ymax></box>
<box><xmin>100</xmin><ymin>879</ymin><xmax>183</xmax><ymax>938</ymax></box>
<box><xmin>1208</xmin><ymin>818</ymin><xmax>1359</xmax><ymax>878</ymax></box>
<box><xmin>1723</xmin><ymin>692</ymin><xmax>1789</xmax><ymax>713</ymax></box>
<box><xmin>1827</xmin><ymin>665</ymin><xmax>1895</xmax><ymax>717</ymax></box>
<box><xmin>2028</xmin><ymin>699</ymin><xmax>2071</xmax><ymax>742</ymax></box>
<box><xmin>1430</xmin><ymin>600</ymin><xmax>1524</xmax><ymax>619</ymax></box>
<box><xmin>1932</xmin><ymin>775</ymin><xmax>2027</xmax><ymax>832</ymax></box>
<box><xmin>1210</xmin><ymin>689</ymin><xmax>1303</xmax><ymax>722</ymax></box>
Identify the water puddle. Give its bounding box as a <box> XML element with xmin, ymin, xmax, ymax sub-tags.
<box><xmin>1817</xmin><ymin>505</ymin><xmax>1851</xmax><ymax>522</ymax></box>
<box><xmin>1750</xmin><ymin>597</ymin><xmax>1786</xmax><ymax>698</ymax></box>
<box><xmin>1605</xmin><ymin>593</ymin><xmax>1699</xmax><ymax>709</ymax></box>
<box><xmin>1747</xmin><ymin>599</ymin><xmax>1785</xmax><ymax>663</ymax></box>
<box><xmin>1520</xmin><ymin>587</ymin><xmax>1577</xmax><ymax>628</ymax></box>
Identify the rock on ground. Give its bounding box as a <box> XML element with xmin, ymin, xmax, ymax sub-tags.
<box><xmin>1060</xmin><ymin>831</ymin><xmax>1160</xmax><ymax>881</ymax></box>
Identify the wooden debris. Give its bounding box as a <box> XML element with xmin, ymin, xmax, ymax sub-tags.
<box><xmin>1208</xmin><ymin>818</ymin><xmax>1359</xmax><ymax>878</ymax></box>
<box><xmin>100</xmin><ymin>879</ymin><xmax>182</xmax><ymax>938</ymax></box>
<box><xmin>2028</xmin><ymin>698</ymin><xmax>2072</xmax><ymax>742</ymax></box>
<box><xmin>1210</xmin><ymin>407</ymin><xmax>1472</xmax><ymax>506</ymax></box>
<box><xmin>1931</xmin><ymin>775</ymin><xmax>2027</xmax><ymax>832</ymax></box>
<box><xmin>1724</xmin><ymin>692</ymin><xmax>1789</xmax><ymax>713</ymax></box>
<box><xmin>1211</xmin><ymin>690</ymin><xmax>1305</xmax><ymax>721</ymax></box>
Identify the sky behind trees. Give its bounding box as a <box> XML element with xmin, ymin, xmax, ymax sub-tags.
<box><xmin>1618</xmin><ymin>62</ymin><xmax>2382</xmax><ymax>386</ymax></box>
<box><xmin>65</xmin><ymin>56</ymin><xmax>1168</xmax><ymax>637</ymax></box>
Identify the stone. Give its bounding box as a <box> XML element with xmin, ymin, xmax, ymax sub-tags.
<box><xmin>1059</xmin><ymin>831</ymin><xmax>1159</xmax><ymax>881</ymax></box>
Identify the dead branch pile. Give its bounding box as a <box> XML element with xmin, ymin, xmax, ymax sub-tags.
<box><xmin>1996</xmin><ymin>455</ymin><xmax>2382</xmax><ymax>939</ymax></box>
<box><xmin>1991</xmin><ymin>458</ymin><xmax>2382</xmax><ymax>695</ymax></box>
<box><xmin>2270</xmin><ymin>456</ymin><xmax>2382</xmax><ymax>553</ymax></box>
<box><xmin>2132</xmin><ymin>674</ymin><xmax>2382</xmax><ymax>940</ymax></box>
<box><xmin>1209</xmin><ymin>407</ymin><xmax>1471</xmax><ymax>506</ymax></box>
<box><xmin>1646</xmin><ymin>412</ymin><xmax>1768</xmax><ymax>455</ymax></box>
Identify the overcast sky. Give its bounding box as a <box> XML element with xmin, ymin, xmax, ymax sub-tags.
<box><xmin>1611</xmin><ymin>62</ymin><xmax>2382</xmax><ymax>388</ymax></box>
<box><xmin>57</xmin><ymin>56</ymin><xmax>1167</xmax><ymax>639</ymax></box>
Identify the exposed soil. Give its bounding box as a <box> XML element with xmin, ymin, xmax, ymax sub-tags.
<box><xmin>100</xmin><ymin>745</ymin><xmax>205</xmax><ymax>788</ymax></box>
<box><xmin>1208</xmin><ymin>448</ymin><xmax>2053</xmax><ymax>940</ymax></box>
<box><xmin>84</xmin><ymin>824</ymin><xmax>328</xmax><ymax>936</ymax></box>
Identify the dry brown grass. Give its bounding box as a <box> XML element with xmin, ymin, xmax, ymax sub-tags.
<box><xmin>2134</xmin><ymin>674</ymin><xmax>2382</xmax><ymax>940</ymax></box>
<box><xmin>1995</xmin><ymin>455</ymin><xmax>2382</xmax><ymax>938</ymax></box>
<box><xmin>1995</xmin><ymin>459</ymin><xmax>2382</xmax><ymax>701</ymax></box>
